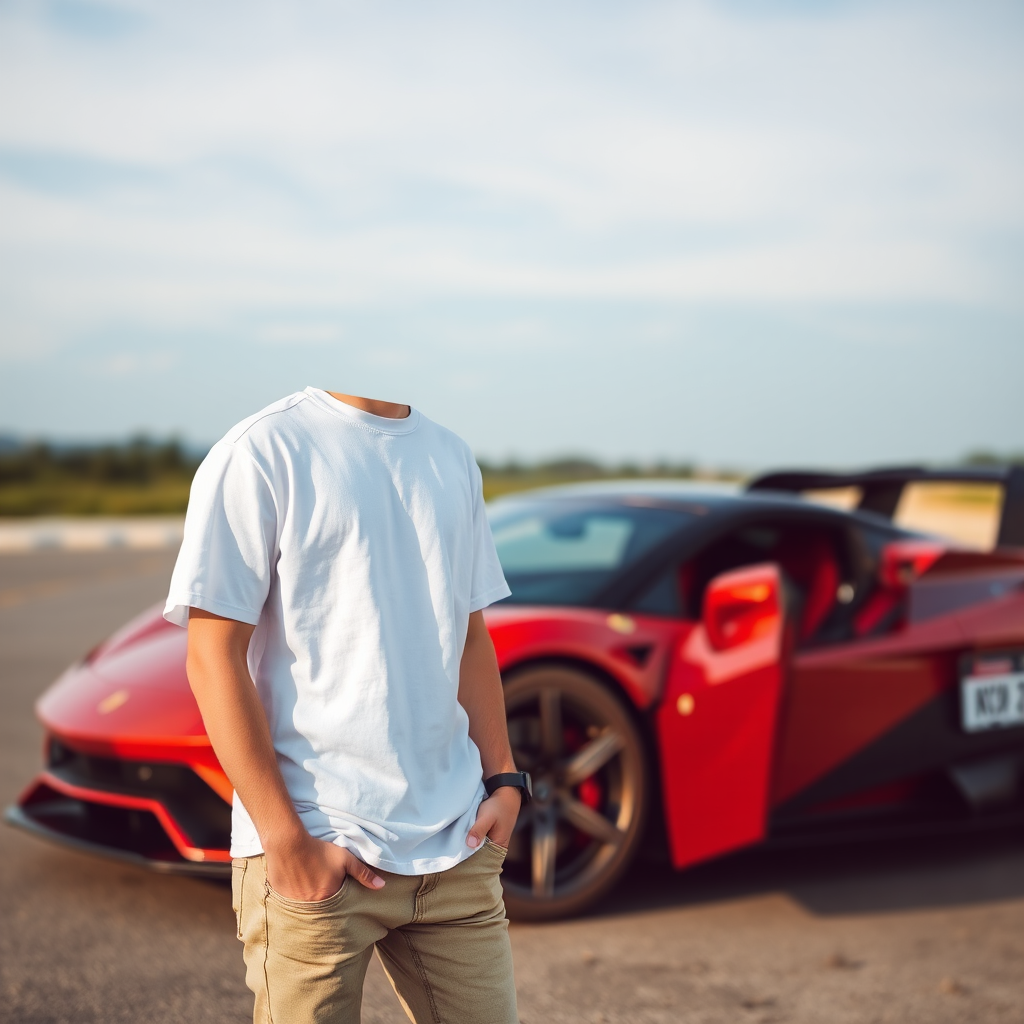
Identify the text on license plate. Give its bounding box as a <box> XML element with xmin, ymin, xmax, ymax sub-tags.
<box><xmin>960</xmin><ymin>673</ymin><xmax>1024</xmax><ymax>732</ymax></box>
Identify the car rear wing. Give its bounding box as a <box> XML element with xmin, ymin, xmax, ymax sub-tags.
<box><xmin>746</xmin><ymin>465</ymin><xmax>1024</xmax><ymax>549</ymax></box>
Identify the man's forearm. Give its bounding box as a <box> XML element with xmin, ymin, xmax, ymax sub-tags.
<box><xmin>458</xmin><ymin>611</ymin><xmax>516</xmax><ymax>777</ymax></box>
<box><xmin>459</xmin><ymin>611</ymin><xmax>522</xmax><ymax>848</ymax></box>
<box><xmin>186</xmin><ymin>610</ymin><xmax>305</xmax><ymax>852</ymax></box>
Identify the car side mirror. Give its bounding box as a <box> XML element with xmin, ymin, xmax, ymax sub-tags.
<box><xmin>702</xmin><ymin>564</ymin><xmax>782</xmax><ymax>652</ymax></box>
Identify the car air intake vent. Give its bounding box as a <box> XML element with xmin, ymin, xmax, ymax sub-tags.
<box><xmin>45</xmin><ymin>747</ymin><xmax>231</xmax><ymax>850</ymax></box>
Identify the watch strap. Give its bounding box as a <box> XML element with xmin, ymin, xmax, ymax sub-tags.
<box><xmin>484</xmin><ymin>771</ymin><xmax>532</xmax><ymax>804</ymax></box>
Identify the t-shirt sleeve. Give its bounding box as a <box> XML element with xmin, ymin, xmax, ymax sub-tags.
<box><xmin>467</xmin><ymin>460</ymin><xmax>511</xmax><ymax>613</ymax></box>
<box><xmin>163</xmin><ymin>441</ymin><xmax>278</xmax><ymax>628</ymax></box>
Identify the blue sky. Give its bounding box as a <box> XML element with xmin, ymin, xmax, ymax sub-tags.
<box><xmin>0</xmin><ymin>0</ymin><xmax>1022</xmax><ymax>467</ymax></box>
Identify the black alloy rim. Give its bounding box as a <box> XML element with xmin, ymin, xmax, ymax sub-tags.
<box><xmin>503</xmin><ymin>682</ymin><xmax>639</xmax><ymax>901</ymax></box>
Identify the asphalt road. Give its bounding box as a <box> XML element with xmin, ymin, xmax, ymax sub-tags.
<box><xmin>1</xmin><ymin>550</ymin><xmax>1022</xmax><ymax>1024</ymax></box>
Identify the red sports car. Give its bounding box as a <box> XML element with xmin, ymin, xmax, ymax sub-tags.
<box><xmin>7</xmin><ymin>466</ymin><xmax>1024</xmax><ymax>920</ymax></box>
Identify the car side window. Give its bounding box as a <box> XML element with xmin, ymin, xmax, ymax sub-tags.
<box><xmin>630</xmin><ymin>565</ymin><xmax>684</xmax><ymax>617</ymax></box>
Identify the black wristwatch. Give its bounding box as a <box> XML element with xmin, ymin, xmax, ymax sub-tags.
<box><xmin>484</xmin><ymin>771</ymin><xmax>532</xmax><ymax>806</ymax></box>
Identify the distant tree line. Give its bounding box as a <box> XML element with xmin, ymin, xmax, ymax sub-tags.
<box><xmin>476</xmin><ymin>456</ymin><xmax>699</xmax><ymax>479</ymax></box>
<box><xmin>475</xmin><ymin>456</ymin><xmax>711</xmax><ymax>502</ymax></box>
<box><xmin>963</xmin><ymin>451</ymin><xmax>1024</xmax><ymax>467</ymax></box>
<box><xmin>0</xmin><ymin>437</ymin><xmax>203</xmax><ymax>486</ymax></box>
<box><xmin>0</xmin><ymin>437</ymin><xmax>205</xmax><ymax>515</ymax></box>
<box><xmin>0</xmin><ymin>441</ymin><xmax>702</xmax><ymax>491</ymax></box>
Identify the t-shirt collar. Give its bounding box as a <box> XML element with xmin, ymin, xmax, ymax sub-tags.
<box><xmin>304</xmin><ymin>387</ymin><xmax>421</xmax><ymax>435</ymax></box>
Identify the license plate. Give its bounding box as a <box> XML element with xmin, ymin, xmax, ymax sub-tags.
<box><xmin>960</xmin><ymin>673</ymin><xmax>1024</xmax><ymax>732</ymax></box>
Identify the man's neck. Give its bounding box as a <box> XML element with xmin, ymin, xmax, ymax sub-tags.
<box><xmin>326</xmin><ymin>392</ymin><xmax>411</xmax><ymax>420</ymax></box>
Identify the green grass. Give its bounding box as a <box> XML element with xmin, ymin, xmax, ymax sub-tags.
<box><xmin>0</xmin><ymin>480</ymin><xmax>195</xmax><ymax>516</ymax></box>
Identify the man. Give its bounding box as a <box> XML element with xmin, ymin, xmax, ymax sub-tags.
<box><xmin>164</xmin><ymin>387</ymin><xmax>526</xmax><ymax>1024</ymax></box>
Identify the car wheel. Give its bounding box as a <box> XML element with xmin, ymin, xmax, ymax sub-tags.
<box><xmin>499</xmin><ymin>664</ymin><xmax>649</xmax><ymax>921</ymax></box>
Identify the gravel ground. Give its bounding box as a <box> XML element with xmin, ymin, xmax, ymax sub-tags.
<box><xmin>1</xmin><ymin>549</ymin><xmax>1021</xmax><ymax>1024</ymax></box>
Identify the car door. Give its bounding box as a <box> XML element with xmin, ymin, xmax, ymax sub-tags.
<box><xmin>642</xmin><ymin>509</ymin><xmax>861</xmax><ymax>869</ymax></box>
<box><xmin>653</xmin><ymin>562</ymin><xmax>789</xmax><ymax>869</ymax></box>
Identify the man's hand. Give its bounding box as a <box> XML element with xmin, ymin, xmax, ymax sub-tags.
<box><xmin>466</xmin><ymin>786</ymin><xmax>521</xmax><ymax>850</ymax></box>
<box><xmin>265</xmin><ymin>832</ymin><xmax>385</xmax><ymax>902</ymax></box>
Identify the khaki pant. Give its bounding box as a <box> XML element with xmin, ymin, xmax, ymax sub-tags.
<box><xmin>231</xmin><ymin>840</ymin><xmax>519</xmax><ymax>1024</ymax></box>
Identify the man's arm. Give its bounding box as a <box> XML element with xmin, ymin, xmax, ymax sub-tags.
<box><xmin>186</xmin><ymin>608</ymin><xmax>384</xmax><ymax>899</ymax></box>
<box><xmin>459</xmin><ymin>610</ymin><xmax>521</xmax><ymax>849</ymax></box>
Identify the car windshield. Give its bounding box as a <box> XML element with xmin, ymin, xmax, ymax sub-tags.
<box><xmin>487</xmin><ymin>498</ymin><xmax>690</xmax><ymax>606</ymax></box>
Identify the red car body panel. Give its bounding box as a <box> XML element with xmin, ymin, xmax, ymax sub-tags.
<box><xmin>38</xmin><ymin>629</ymin><xmax>203</xmax><ymax>755</ymax></box>
<box><xmin>774</xmin><ymin>561</ymin><xmax>1024</xmax><ymax>806</ymax></box>
<box><xmin>484</xmin><ymin>605</ymin><xmax>678</xmax><ymax>711</ymax></box>
<box><xmin>774</xmin><ymin>624</ymin><xmax>963</xmax><ymax>805</ymax></box>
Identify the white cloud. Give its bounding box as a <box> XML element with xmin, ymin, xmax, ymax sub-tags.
<box><xmin>1</xmin><ymin>1</ymin><xmax>1021</xmax><ymax>322</ymax></box>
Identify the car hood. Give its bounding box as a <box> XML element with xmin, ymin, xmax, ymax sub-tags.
<box><xmin>37</xmin><ymin>623</ymin><xmax>202</xmax><ymax>751</ymax></box>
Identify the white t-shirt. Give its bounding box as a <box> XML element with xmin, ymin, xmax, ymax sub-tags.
<box><xmin>164</xmin><ymin>387</ymin><xmax>510</xmax><ymax>873</ymax></box>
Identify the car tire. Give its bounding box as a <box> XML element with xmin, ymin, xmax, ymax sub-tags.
<box><xmin>499</xmin><ymin>663</ymin><xmax>649</xmax><ymax>921</ymax></box>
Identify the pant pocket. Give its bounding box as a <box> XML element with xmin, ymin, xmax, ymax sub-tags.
<box><xmin>264</xmin><ymin>876</ymin><xmax>350</xmax><ymax>913</ymax></box>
